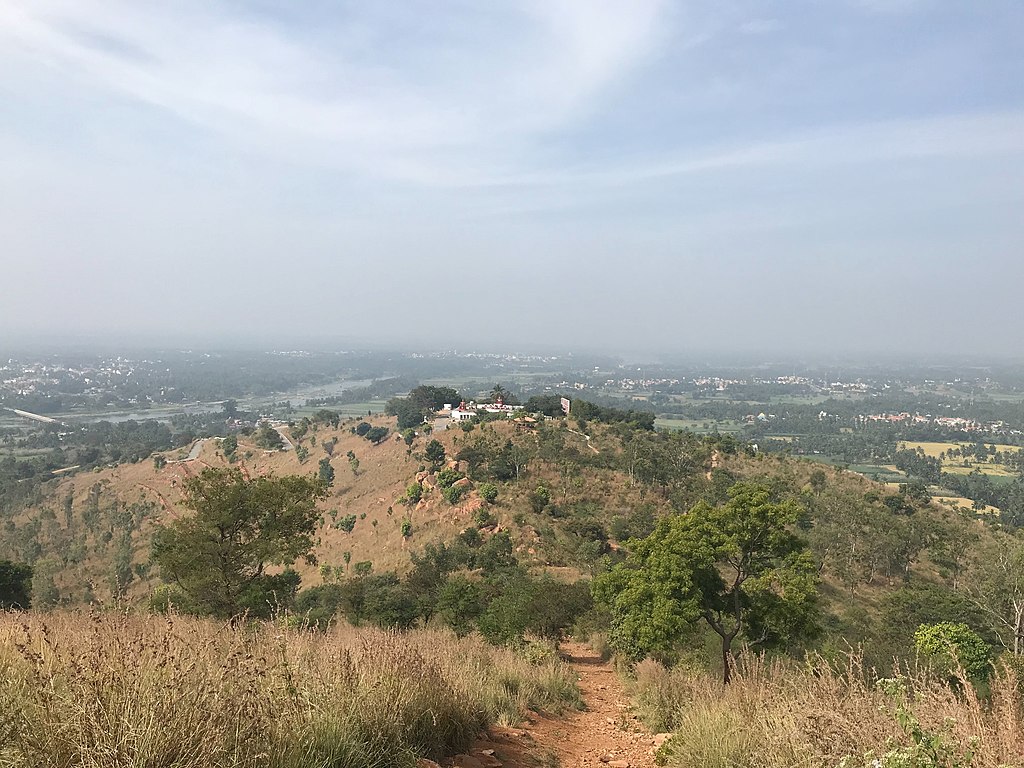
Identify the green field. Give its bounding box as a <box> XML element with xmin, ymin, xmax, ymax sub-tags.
<box><xmin>655</xmin><ymin>417</ymin><xmax>744</xmax><ymax>434</ymax></box>
<box><xmin>292</xmin><ymin>400</ymin><xmax>388</xmax><ymax>418</ymax></box>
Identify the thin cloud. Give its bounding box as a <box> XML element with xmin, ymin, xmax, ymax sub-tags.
<box><xmin>0</xmin><ymin>0</ymin><xmax>670</xmax><ymax>185</ymax></box>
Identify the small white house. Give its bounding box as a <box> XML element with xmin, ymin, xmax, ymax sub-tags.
<box><xmin>451</xmin><ymin>402</ymin><xmax>476</xmax><ymax>422</ymax></box>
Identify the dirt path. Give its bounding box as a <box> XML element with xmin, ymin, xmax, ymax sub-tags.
<box><xmin>448</xmin><ymin>641</ymin><xmax>663</xmax><ymax>768</ymax></box>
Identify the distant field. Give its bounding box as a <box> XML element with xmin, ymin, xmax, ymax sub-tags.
<box><xmin>901</xmin><ymin>440</ymin><xmax>1022</xmax><ymax>458</ymax></box>
<box><xmin>655</xmin><ymin>417</ymin><xmax>743</xmax><ymax>434</ymax></box>
<box><xmin>932</xmin><ymin>493</ymin><xmax>1001</xmax><ymax>516</ymax></box>
<box><xmin>900</xmin><ymin>440</ymin><xmax>1021</xmax><ymax>478</ymax></box>
<box><xmin>292</xmin><ymin>400</ymin><xmax>387</xmax><ymax>418</ymax></box>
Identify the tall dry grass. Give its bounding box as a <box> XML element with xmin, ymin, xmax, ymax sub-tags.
<box><xmin>632</xmin><ymin>653</ymin><xmax>1024</xmax><ymax>768</ymax></box>
<box><xmin>0</xmin><ymin>611</ymin><xmax>581</xmax><ymax>768</ymax></box>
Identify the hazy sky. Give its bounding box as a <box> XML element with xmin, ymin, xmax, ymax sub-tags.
<box><xmin>1</xmin><ymin>1</ymin><xmax>1022</xmax><ymax>356</ymax></box>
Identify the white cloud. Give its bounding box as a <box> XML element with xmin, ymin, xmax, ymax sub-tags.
<box><xmin>0</xmin><ymin>0</ymin><xmax>669</xmax><ymax>185</ymax></box>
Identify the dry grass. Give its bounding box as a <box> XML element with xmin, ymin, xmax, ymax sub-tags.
<box><xmin>0</xmin><ymin>610</ymin><xmax>581</xmax><ymax>768</ymax></box>
<box><xmin>631</xmin><ymin>654</ymin><xmax>1024</xmax><ymax>768</ymax></box>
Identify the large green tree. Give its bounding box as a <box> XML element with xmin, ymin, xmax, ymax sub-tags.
<box><xmin>152</xmin><ymin>468</ymin><xmax>327</xmax><ymax>618</ymax></box>
<box><xmin>0</xmin><ymin>561</ymin><xmax>33</xmax><ymax>609</ymax></box>
<box><xmin>595</xmin><ymin>482</ymin><xmax>819</xmax><ymax>683</ymax></box>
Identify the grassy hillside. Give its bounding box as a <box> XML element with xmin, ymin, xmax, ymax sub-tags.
<box><xmin>1</xmin><ymin>409</ymin><xmax>1011</xmax><ymax>669</ymax></box>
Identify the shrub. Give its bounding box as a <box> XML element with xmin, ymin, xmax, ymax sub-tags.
<box><xmin>478</xmin><ymin>483</ymin><xmax>499</xmax><ymax>503</ymax></box>
<box><xmin>474</xmin><ymin>507</ymin><xmax>497</xmax><ymax>529</ymax></box>
<box><xmin>404</xmin><ymin>482</ymin><xmax>423</xmax><ymax>505</ymax></box>
<box><xmin>443</xmin><ymin>485</ymin><xmax>466</xmax><ymax>505</ymax></box>
<box><xmin>529</xmin><ymin>485</ymin><xmax>550</xmax><ymax>513</ymax></box>
<box><xmin>436</xmin><ymin>468</ymin><xmax>463</xmax><ymax>489</ymax></box>
<box><xmin>914</xmin><ymin>622</ymin><xmax>991</xmax><ymax>682</ymax></box>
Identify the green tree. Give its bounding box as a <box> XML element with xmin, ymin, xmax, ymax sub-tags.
<box><xmin>425</xmin><ymin>439</ymin><xmax>446</xmax><ymax>469</ymax></box>
<box><xmin>914</xmin><ymin>622</ymin><xmax>991</xmax><ymax>682</ymax></box>
<box><xmin>529</xmin><ymin>484</ymin><xmax>550</xmax><ymax>513</ymax></box>
<box><xmin>317</xmin><ymin>457</ymin><xmax>335</xmax><ymax>488</ymax></box>
<box><xmin>595</xmin><ymin>482</ymin><xmax>818</xmax><ymax>682</ymax></box>
<box><xmin>386</xmin><ymin>397</ymin><xmax>426</xmax><ymax>430</ymax></box>
<box><xmin>152</xmin><ymin>468</ymin><xmax>327</xmax><ymax>619</ymax></box>
<box><xmin>254</xmin><ymin>424</ymin><xmax>284</xmax><ymax>450</ymax></box>
<box><xmin>365</xmin><ymin>426</ymin><xmax>390</xmax><ymax>444</ymax></box>
<box><xmin>0</xmin><ymin>560</ymin><xmax>33</xmax><ymax>609</ymax></box>
<box><xmin>478</xmin><ymin>482</ymin><xmax>498</xmax><ymax>503</ymax></box>
<box><xmin>966</xmin><ymin>531</ymin><xmax>1024</xmax><ymax>655</ymax></box>
<box><xmin>437</xmin><ymin>575</ymin><xmax>485</xmax><ymax>636</ymax></box>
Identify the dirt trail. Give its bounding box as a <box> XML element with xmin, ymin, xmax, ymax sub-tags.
<box><xmin>449</xmin><ymin>641</ymin><xmax>662</xmax><ymax>768</ymax></box>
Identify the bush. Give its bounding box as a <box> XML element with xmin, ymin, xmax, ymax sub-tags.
<box><xmin>474</xmin><ymin>507</ymin><xmax>497</xmax><ymax>528</ymax></box>
<box><xmin>443</xmin><ymin>485</ymin><xmax>466</xmax><ymax>505</ymax></box>
<box><xmin>529</xmin><ymin>485</ymin><xmax>550</xmax><ymax>513</ymax></box>
<box><xmin>478</xmin><ymin>483</ymin><xmax>499</xmax><ymax>503</ymax></box>
<box><xmin>914</xmin><ymin>622</ymin><xmax>991</xmax><ymax>682</ymax></box>
<box><xmin>436</xmin><ymin>468</ymin><xmax>463</xmax><ymax>489</ymax></box>
<box><xmin>404</xmin><ymin>482</ymin><xmax>423</xmax><ymax>505</ymax></box>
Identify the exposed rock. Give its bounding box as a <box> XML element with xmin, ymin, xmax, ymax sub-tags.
<box><xmin>653</xmin><ymin>733</ymin><xmax>672</xmax><ymax>747</ymax></box>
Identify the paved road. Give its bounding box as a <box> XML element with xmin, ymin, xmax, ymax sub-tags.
<box><xmin>274</xmin><ymin>427</ymin><xmax>294</xmax><ymax>450</ymax></box>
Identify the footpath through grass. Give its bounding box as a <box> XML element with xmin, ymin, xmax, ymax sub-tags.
<box><xmin>0</xmin><ymin>611</ymin><xmax>581</xmax><ymax>768</ymax></box>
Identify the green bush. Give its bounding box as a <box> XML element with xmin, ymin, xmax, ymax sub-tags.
<box><xmin>443</xmin><ymin>485</ymin><xmax>466</xmax><ymax>505</ymax></box>
<box><xmin>914</xmin><ymin>622</ymin><xmax>991</xmax><ymax>682</ymax></box>
<box><xmin>436</xmin><ymin>468</ymin><xmax>463</xmax><ymax>488</ymax></box>
<box><xmin>478</xmin><ymin>483</ymin><xmax>499</xmax><ymax>503</ymax></box>
<box><xmin>529</xmin><ymin>485</ymin><xmax>550</xmax><ymax>513</ymax></box>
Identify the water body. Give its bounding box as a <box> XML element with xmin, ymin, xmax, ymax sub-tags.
<box><xmin>52</xmin><ymin>377</ymin><xmax>377</xmax><ymax>424</ymax></box>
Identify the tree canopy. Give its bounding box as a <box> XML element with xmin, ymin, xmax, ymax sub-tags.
<box><xmin>0</xmin><ymin>561</ymin><xmax>33</xmax><ymax>610</ymax></box>
<box><xmin>152</xmin><ymin>467</ymin><xmax>327</xmax><ymax>618</ymax></box>
<box><xmin>595</xmin><ymin>481</ymin><xmax>818</xmax><ymax>682</ymax></box>
<box><xmin>386</xmin><ymin>385</ymin><xmax>463</xmax><ymax>430</ymax></box>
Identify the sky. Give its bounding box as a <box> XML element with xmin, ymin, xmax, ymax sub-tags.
<box><xmin>1</xmin><ymin>0</ymin><xmax>1022</xmax><ymax>357</ymax></box>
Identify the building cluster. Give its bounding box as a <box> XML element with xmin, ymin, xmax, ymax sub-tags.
<box><xmin>858</xmin><ymin>412</ymin><xmax>1012</xmax><ymax>434</ymax></box>
<box><xmin>441</xmin><ymin>397</ymin><xmax>525</xmax><ymax>423</ymax></box>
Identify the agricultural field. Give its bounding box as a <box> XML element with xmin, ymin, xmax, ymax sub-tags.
<box><xmin>932</xmin><ymin>493</ymin><xmax>1001</xmax><ymax>516</ymax></box>
<box><xmin>900</xmin><ymin>441</ymin><xmax>1021</xmax><ymax>477</ymax></box>
<box><xmin>655</xmin><ymin>417</ymin><xmax>744</xmax><ymax>434</ymax></box>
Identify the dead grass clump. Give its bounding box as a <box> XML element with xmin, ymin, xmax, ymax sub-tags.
<box><xmin>631</xmin><ymin>653</ymin><xmax>1024</xmax><ymax>768</ymax></box>
<box><xmin>0</xmin><ymin>611</ymin><xmax>580</xmax><ymax>768</ymax></box>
